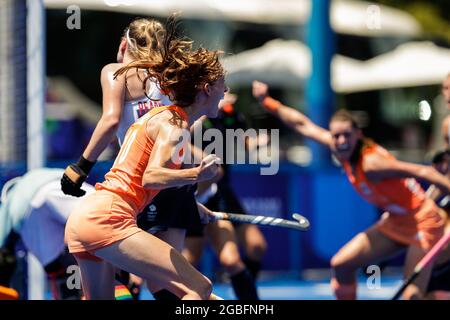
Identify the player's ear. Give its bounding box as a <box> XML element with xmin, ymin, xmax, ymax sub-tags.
<box><xmin>203</xmin><ymin>83</ymin><xmax>211</xmax><ymax>96</ymax></box>
<box><xmin>122</xmin><ymin>39</ymin><xmax>129</xmax><ymax>54</ymax></box>
<box><xmin>117</xmin><ymin>39</ymin><xmax>127</xmax><ymax>63</ymax></box>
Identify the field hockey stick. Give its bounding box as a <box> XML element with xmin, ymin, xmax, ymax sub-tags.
<box><xmin>211</xmin><ymin>211</ymin><xmax>310</xmax><ymax>231</ymax></box>
<box><xmin>391</xmin><ymin>180</ymin><xmax>450</xmax><ymax>299</ymax></box>
<box><xmin>391</xmin><ymin>231</ymin><xmax>450</xmax><ymax>300</ymax></box>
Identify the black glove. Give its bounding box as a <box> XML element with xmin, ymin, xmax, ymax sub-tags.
<box><xmin>61</xmin><ymin>156</ymin><xmax>96</xmax><ymax>197</ymax></box>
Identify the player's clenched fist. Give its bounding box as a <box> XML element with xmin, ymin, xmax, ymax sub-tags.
<box><xmin>60</xmin><ymin>156</ymin><xmax>96</xmax><ymax>197</ymax></box>
<box><xmin>197</xmin><ymin>154</ymin><xmax>221</xmax><ymax>182</ymax></box>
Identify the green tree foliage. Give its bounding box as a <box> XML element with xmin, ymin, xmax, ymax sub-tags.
<box><xmin>372</xmin><ymin>0</ymin><xmax>450</xmax><ymax>42</ymax></box>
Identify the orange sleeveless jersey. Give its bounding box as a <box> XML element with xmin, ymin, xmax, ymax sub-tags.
<box><xmin>95</xmin><ymin>105</ymin><xmax>188</xmax><ymax>214</ymax></box>
<box><xmin>342</xmin><ymin>143</ymin><xmax>426</xmax><ymax>215</ymax></box>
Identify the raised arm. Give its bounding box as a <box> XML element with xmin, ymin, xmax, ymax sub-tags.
<box><xmin>252</xmin><ymin>80</ymin><xmax>332</xmax><ymax>146</ymax></box>
<box><xmin>142</xmin><ymin>119</ymin><xmax>221</xmax><ymax>189</ymax></box>
<box><xmin>363</xmin><ymin>153</ymin><xmax>450</xmax><ymax>195</ymax></box>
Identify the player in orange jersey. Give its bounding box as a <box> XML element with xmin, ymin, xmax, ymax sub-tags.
<box><xmin>252</xmin><ymin>80</ymin><xmax>450</xmax><ymax>300</ymax></box>
<box><xmin>60</xmin><ymin>16</ymin><xmax>221</xmax><ymax>300</ymax></box>
<box><xmin>65</xmin><ymin>19</ymin><xmax>227</xmax><ymax>300</ymax></box>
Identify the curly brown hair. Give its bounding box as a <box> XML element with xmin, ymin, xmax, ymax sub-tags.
<box><xmin>123</xmin><ymin>18</ymin><xmax>165</xmax><ymax>61</ymax></box>
<box><xmin>115</xmin><ymin>15</ymin><xmax>225</xmax><ymax>108</ymax></box>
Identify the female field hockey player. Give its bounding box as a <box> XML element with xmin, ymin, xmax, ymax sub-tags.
<box><xmin>60</xmin><ymin>17</ymin><xmax>220</xmax><ymax>300</ymax></box>
<box><xmin>65</xmin><ymin>19</ymin><xmax>226</xmax><ymax>300</ymax></box>
<box><xmin>183</xmin><ymin>93</ymin><xmax>265</xmax><ymax>300</ymax></box>
<box><xmin>252</xmin><ymin>80</ymin><xmax>450</xmax><ymax>300</ymax></box>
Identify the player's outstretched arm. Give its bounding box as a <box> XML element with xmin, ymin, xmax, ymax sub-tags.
<box><xmin>363</xmin><ymin>153</ymin><xmax>450</xmax><ymax>196</ymax></box>
<box><xmin>252</xmin><ymin>81</ymin><xmax>332</xmax><ymax>146</ymax></box>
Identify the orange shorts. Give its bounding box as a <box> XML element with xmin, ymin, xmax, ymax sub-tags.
<box><xmin>65</xmin><ymin>190</ymin><xmax>143</xmax><ymax>257</ymax></box>
<box><xmin>376</xmin><ymin>198</ymin><xmax>445</xmax><ymax>250</ymax></box>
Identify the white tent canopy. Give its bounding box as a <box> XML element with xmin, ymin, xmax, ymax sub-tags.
<box><xmin>342</xmin><ymin>42</ymin><xmax>450</xmax><ymax>92</ymax></box>
<box><xmin>223</xmin><ymin>40</ymin><xmax>450</xmax><ymax>93</ymax></box>
<box><xmin>44</xmin><ymin>0</ymin><xmax>422</xmax><ymax>37</ymax></box>
<box><xmin>223</xmin><ymin>39</ymin><xmax>367</xmax><ymax>93</ymax></box>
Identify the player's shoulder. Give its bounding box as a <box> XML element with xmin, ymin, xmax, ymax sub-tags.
<box><xmin>146</xmin><ymin>108</ymin><xmax>187</xmax><ymax>137</ymax></box>
<box><xmin>102</xmin><ymin>63</ymin><xmax>124</xmax><ymax>73</ymax></box>
<box><xmin>159</xmin><ymin>108</ymin><xmax>189</xmax><ymax>129</ymax></box>
<box><xmin>144</xmin><ymin>109</ymin><xmax>188</xmax><ymax>143</ymax></box>
<box><xmin>100</xmin><ymin>63</ymin><xmax>126</xmax><ymax>81</ymax></box>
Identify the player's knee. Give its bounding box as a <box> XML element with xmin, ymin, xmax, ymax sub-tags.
<box><xmin>330</xmin><ymin>254</ymin><xmax>351</xmax><ymax>274</ymax></box>
<box><xmin>220</xmin><ymin>253</ymin><xmax>244</xmax><ymax>274</ymax></box>
<box><xmin>402</xmin><ymin>285</ymin><xmax>424</xmax><ymax>300</ymax></box>
<box><xmin>330</xmin><ymin>255</ymin><xmax>339</xmax><ymax>269</ymax></box>
<box><xmin>245</xmin><ymin>239</ymin><xmax>267</xmax><ymax>260</ymax></box>
<box><xmin>254</xmin><ymin>238</ymin><xmax>268</xmax><ymax>255</ymax></box>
